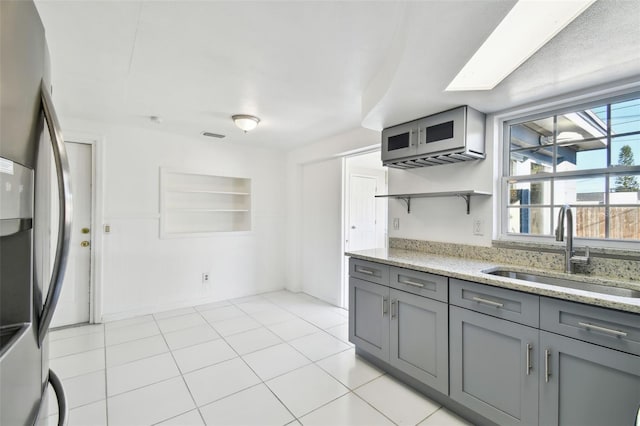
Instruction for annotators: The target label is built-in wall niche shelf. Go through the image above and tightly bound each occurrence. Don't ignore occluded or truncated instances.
[376,190,491,214]
[160,168,251,237]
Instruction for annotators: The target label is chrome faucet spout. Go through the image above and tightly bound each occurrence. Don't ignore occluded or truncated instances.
[555,205,574,273]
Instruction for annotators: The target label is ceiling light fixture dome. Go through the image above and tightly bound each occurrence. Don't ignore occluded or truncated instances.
[232,114,260,133]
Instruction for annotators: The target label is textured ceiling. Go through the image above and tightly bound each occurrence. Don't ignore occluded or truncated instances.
[35,0,640,150]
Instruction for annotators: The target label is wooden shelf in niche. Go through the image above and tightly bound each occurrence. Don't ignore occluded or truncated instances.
[160,168,251,237]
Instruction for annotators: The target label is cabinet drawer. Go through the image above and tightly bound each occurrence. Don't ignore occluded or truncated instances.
[450,279,540,327]
[349,258,389,285]
[540,297,640,356]
[390,267,448,302]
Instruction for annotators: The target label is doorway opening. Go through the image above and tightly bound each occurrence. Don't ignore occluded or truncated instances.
[341,150,388,308]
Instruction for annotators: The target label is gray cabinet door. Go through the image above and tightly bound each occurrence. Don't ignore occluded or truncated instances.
[450,306,539,426]
[349,277,390,361]
[539,330,640,426]
[389,289,448,394]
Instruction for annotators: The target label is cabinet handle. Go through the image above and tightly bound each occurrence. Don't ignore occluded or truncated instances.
[472,296,504,308]
[356,267,374,275]
[526,343,532,376]
[400,278,425,288]
[578,322,628,337]
[382,297,388,316]
[391,299,397,319]
[545,349,551,383]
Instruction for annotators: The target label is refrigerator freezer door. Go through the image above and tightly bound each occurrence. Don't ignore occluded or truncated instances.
[0,1,46,168]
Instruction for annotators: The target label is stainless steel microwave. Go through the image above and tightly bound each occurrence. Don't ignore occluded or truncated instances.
[381,106,485,168]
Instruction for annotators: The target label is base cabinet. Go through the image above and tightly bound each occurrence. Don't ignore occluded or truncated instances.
[348,262,448,394]
[390,289,448,394]
[349,277,390,361]
[539,331,640,426]
[450,306,539,426]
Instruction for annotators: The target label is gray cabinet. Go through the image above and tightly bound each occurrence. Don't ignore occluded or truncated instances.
[450,306,539,426]
[349,277,390,362]
[539,330,640,426]
[349,258,448,392]
[390,288,448,394]
[349,258,640,426]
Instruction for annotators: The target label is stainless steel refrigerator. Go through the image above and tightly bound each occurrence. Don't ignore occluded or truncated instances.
[0,1,72,425]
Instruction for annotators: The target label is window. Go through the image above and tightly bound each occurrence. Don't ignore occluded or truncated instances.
[503,93,640,243]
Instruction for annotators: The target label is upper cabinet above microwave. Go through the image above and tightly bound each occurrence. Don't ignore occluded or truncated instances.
[382,106,486,169]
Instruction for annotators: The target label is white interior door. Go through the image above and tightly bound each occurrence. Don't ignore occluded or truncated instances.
[51,142,92,327]
[347,175,377,251]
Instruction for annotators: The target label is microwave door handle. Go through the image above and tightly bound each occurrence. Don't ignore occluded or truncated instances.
[38,80,73,347]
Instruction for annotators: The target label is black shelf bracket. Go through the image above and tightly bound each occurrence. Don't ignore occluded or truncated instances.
[397,197,411,214]
[457,194,472,215]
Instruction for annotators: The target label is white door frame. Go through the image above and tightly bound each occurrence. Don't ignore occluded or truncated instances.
[64,131,104,324]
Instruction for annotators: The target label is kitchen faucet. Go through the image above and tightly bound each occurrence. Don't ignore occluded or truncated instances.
[555,205,589,274]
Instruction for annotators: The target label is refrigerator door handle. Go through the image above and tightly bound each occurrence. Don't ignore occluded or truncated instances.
[37,80,72,347]
[48,369,68,426]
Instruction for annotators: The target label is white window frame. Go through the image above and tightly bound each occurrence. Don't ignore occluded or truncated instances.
[497,87,640,250]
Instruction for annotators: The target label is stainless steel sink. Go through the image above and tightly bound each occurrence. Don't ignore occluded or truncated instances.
[484,269,640,298]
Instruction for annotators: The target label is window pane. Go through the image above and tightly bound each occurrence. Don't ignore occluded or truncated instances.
[510,120,553,151]
[554,177,606,206]
[510,148,554,176]
[609,206,640,240]
[556,110,607,171]
[573,207,606,239]
[611,134,640,170]
[609,172,640,194]
[507,207,551,235]
[611,98,640,134]
[509,180,551,206]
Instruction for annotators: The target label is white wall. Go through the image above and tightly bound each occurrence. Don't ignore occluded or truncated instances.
[387,131,495,247]
[285,127,380,295]
[63,118,286,321]
[301,158,343,305]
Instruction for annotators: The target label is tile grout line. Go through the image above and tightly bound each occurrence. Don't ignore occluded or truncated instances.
[191,302,301,424]
[150,313,208,426]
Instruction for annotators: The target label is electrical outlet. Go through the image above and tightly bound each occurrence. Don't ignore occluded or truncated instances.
[473,219,483,236]
[202,273,210,284]
[393,218,400,230]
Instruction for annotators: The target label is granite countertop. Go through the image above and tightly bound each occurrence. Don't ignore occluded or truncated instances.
[346,248,640,314]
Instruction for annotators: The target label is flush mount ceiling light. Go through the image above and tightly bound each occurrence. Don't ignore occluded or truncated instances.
[232,114,260,133]
[445,0,596,91]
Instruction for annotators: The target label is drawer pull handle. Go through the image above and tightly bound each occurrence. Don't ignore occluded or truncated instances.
[578,322,628,337]
[472,296,504,308]
[356,267,374,275]
[391,299,398,319]
[382,297,388,316]
[526,343,532,376]
[400,279,425,288]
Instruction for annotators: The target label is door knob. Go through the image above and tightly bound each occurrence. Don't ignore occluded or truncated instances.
[80,241,90,247]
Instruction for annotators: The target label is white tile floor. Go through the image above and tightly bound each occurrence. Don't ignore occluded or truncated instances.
[43,291,474,426]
